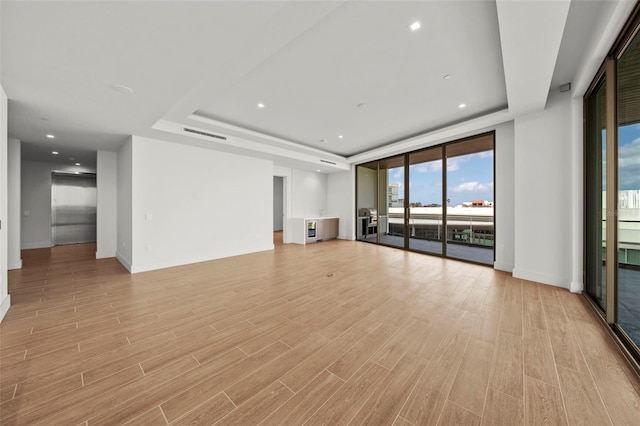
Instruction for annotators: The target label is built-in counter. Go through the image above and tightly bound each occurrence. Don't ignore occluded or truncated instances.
[289,217,339,244]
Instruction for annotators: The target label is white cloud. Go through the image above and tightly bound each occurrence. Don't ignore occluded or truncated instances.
[410,157,465,173]
[410,150,492,174]
[447,157,464,171]
[474,151,494,159]
[412,162,442,173]
[451,181,493,193]
[619,137,640,189]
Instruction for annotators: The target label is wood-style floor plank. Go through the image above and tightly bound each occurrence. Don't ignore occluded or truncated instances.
[522,326,558,386]
[447,337,493,416]
[1,241,639,425]
[556,365,612,425]
[481,388,524,426]
[488,332,524,399]
[262,371,344,425]
[437,400,481,426]
[349,352,428,425]
[524,377,567,426]
[305,361,390,426]
[400,329,471,425]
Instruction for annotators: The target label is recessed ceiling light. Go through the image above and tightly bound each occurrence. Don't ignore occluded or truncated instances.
[46,134,55,139]
[458,103,467,109]
[110,84,133,95]
[316,169,321,172]
[443,75,452,80]
[410,21,421,31]
[257,103,265,109]
[357,103,367,108]
[52,151,59,155]
[338,135,344,139]
[75,163,81,166]
[74,171,80,174]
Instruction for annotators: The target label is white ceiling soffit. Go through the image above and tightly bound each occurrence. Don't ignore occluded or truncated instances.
[152,119,349,172]
[497,0,571,115]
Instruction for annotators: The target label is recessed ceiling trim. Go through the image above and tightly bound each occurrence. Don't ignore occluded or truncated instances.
[188,113,347,161]
[183,127,227,140]
[348,108,513,165]
[153,119,350,172]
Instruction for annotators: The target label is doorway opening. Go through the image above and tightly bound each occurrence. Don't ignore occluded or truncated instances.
[273,176,284,246]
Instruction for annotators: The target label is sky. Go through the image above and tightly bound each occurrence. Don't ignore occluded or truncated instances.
[617,123,640,191]
[389,150,494,207]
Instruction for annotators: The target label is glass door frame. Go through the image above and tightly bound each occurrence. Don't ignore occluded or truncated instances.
[583,1,640,371]
[355,131,496,267]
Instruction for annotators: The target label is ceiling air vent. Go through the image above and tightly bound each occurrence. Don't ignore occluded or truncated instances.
[183,127,227,141]
[320,159,337,165]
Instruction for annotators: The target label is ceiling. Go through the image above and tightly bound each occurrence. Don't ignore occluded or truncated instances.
[0,0,622,172]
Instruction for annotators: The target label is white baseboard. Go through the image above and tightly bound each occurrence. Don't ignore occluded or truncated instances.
[115,251,132,272]
[130,245,274,274]
[21,242,52,250]
[96,251,115,260]
[570,281,584,294]
[0,295,11,323]
[493,261,514,273]
[512,268,570,290]
[8,258,22,270]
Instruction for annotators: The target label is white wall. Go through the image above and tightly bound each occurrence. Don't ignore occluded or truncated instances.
[1,85,10,322]
[116,138,133,271]
[21,160,96,249]
[129,135,274,273]
[494,121,515,272]
[96,150,117,259]
[513,90,573,289]
[327,170,354,239]
[8,139,21,269]
[273,176,283,231]
[290,168,327,218]
[570,97,583,293]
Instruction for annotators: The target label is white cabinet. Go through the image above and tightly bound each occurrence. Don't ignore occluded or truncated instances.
[290,217,339,244]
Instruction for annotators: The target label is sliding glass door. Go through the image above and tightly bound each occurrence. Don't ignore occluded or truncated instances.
[355,133,495,265]
[408,147,443,255]
[616,24,640,348]
[584,2,640,364]
[445,135,495,264]
[356,161,378,242]
[585,77,607,312]
[379,156,406,249]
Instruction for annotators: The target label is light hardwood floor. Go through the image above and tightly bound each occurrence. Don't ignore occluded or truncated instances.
[1,241,640,425]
